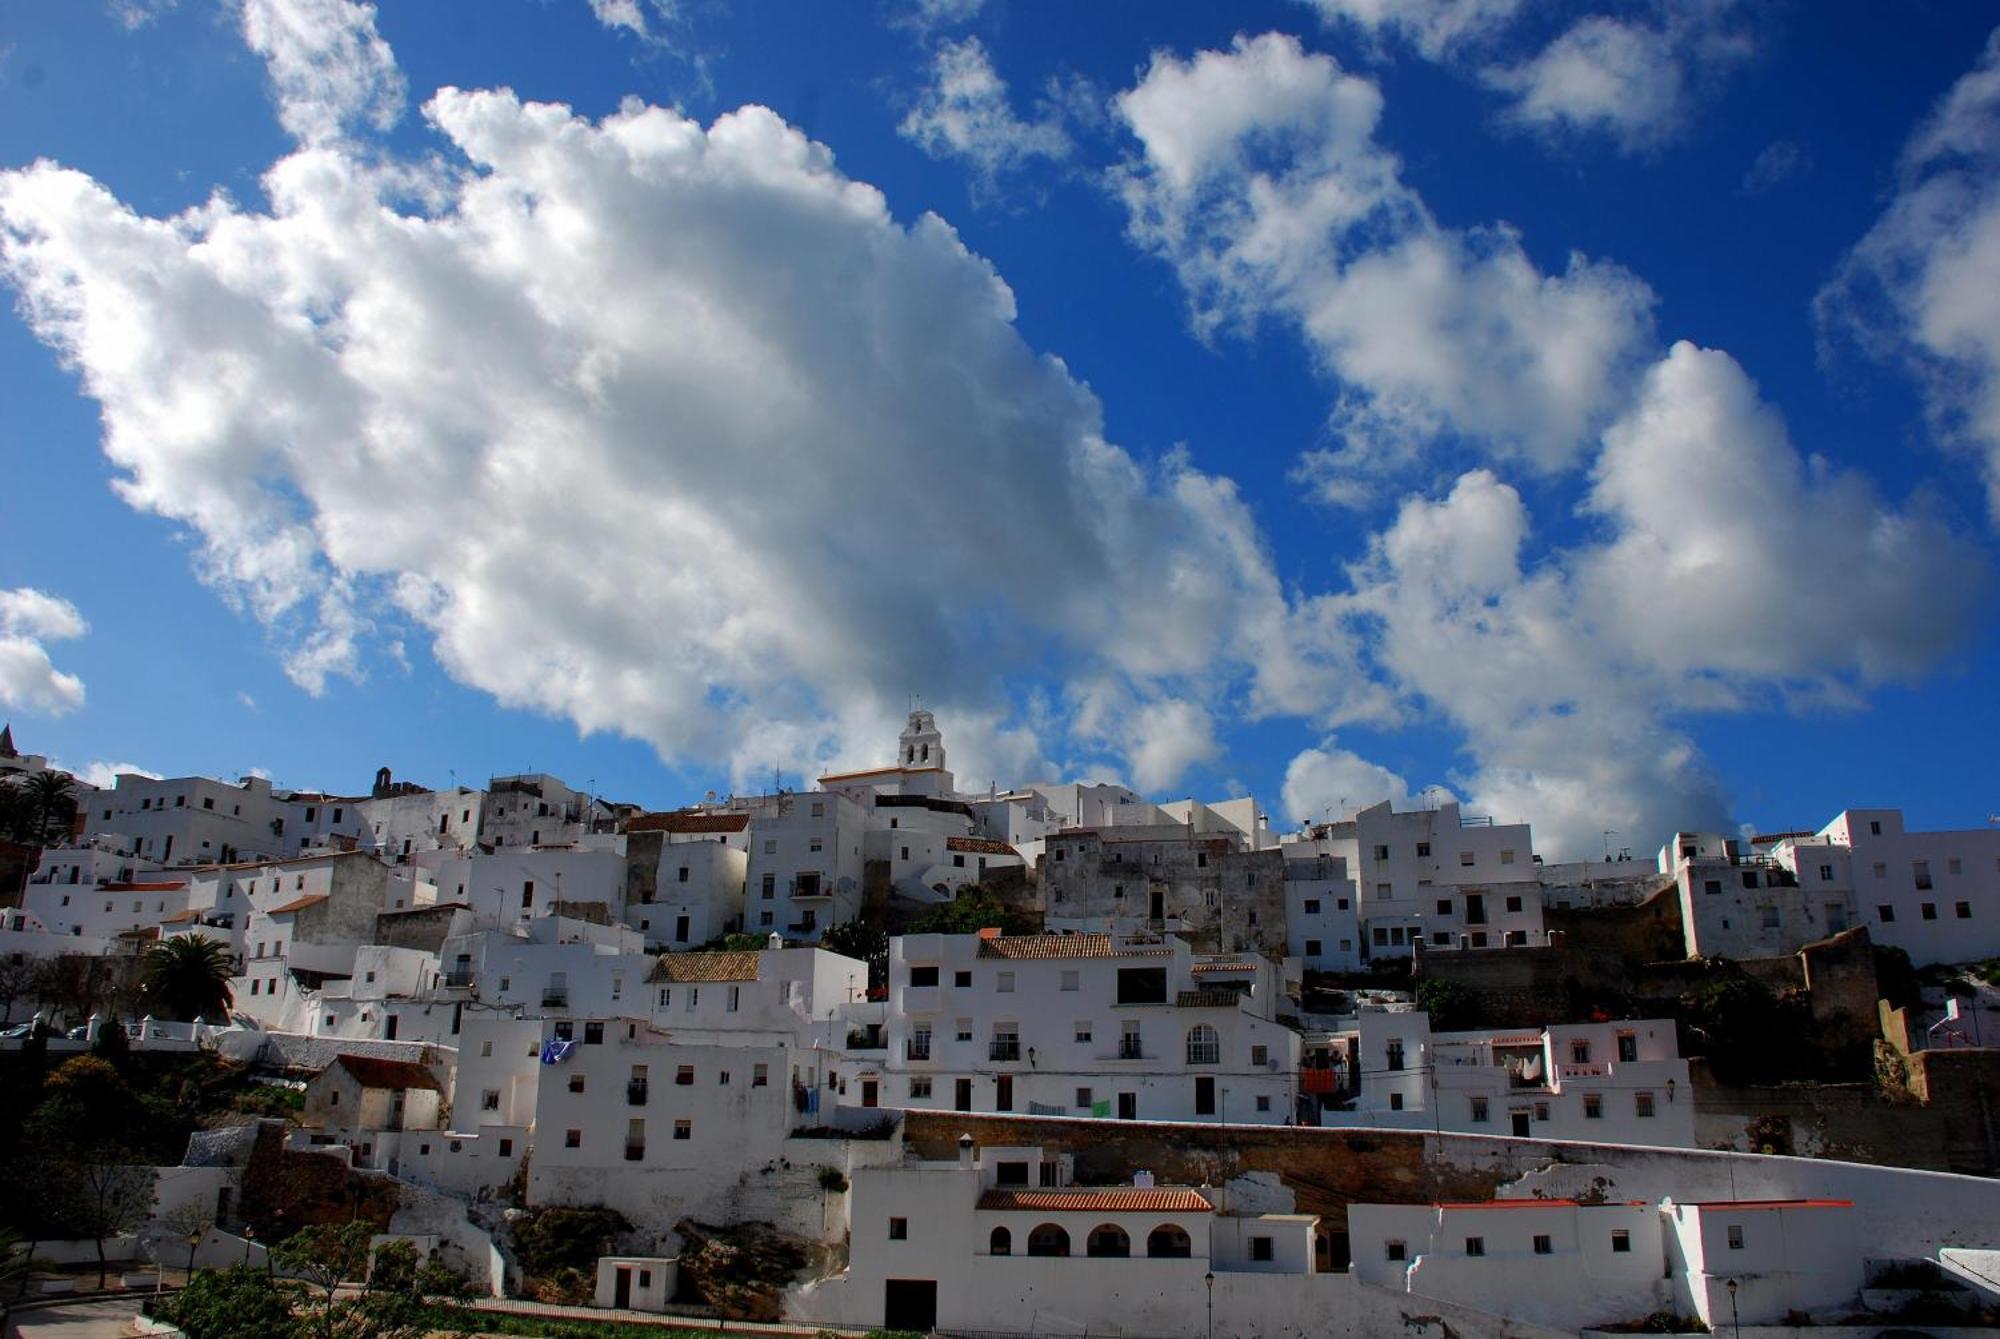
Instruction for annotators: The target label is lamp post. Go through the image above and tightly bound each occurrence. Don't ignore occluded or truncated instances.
[1204,1269,1215,1339]
[1726,1277,1740,1338]
[185,1229,203,1283]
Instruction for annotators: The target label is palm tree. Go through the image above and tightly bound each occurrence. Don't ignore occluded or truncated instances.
[141,937,236,1023]
[24,770,74,844]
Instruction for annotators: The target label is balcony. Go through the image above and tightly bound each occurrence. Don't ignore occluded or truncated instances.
[624,1142,645,1162]
[627,1080,648,1106]
[1300,1067,1337,1095]
[1117,1038,1144,1060]
[787,920,818,934]
[442,968,475,988]
[905,1039,932,1062]
[790,876,830,900]
[989,1038,1022,1062]
[541,989,569,1008]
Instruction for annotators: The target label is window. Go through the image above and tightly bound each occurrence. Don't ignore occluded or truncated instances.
[989,1226,1011,1256]
[1385,1240,1407,1262]
[1532,1234,1551,1255]
[1249,1236,1274,1262]
[1389,1092,1404,1111]
[1088,1224,1132,1258]
[1415,842,1431,858]
[997,972,1015,993]
[1584,1094,1602,1119]
[1255,1094,1271,1112]
[956,1018,973,1042]
[1761,907,1780,928]
[811,801,824,817]
[1922,902,1938,920]
[954,970,972,987]
[1869,820,1882,836]
[1075,1087,1093,1108]
[1914,860,1933,890]
[909,1076,932,1099]
[753,1063,769,1087]
[763,839,776,855]
[673,1120,691,1140]
[727,985,740,1012]
[761,874,775,900]
[1611,1230,1631,1253]
[1436,899,1453,916]
[1075,1021,1093,1043]
[568,1075,585,1093]
[1704,879,1723,895]
[1459,851,1476,867]
[809,838,823,854]
[888,1218,908,1240]
[1726,1224,1744,1250]
[1505,895,1522,913]
[584,1021,604,1045]
[1948,857,1963,876]
[1470,1096,1489,1123]
[1386,1040,1405,1071]
[1373,845,1390,861]
[676,866,689,883]
[1465,1237,1485,1257]
[1635,1091,1655,1118]
[909,965,939,987]
[1251,1044,1268,1066]
[676,1065,694,1085]
[1187,1024,1220,1065]
[1571,1039,1591,1064]
[1500,850,1516,865]
[1820,864,1834,881]
[1060,970,1079,992]
[1957,901,1973,919]
[1027,1224,1070,1257]
[1879,904,1895,923]
[658,987,671,1008]
[499,1138,513,1156]
[564,1129,581,1149]
[1305,939,1322,956]
[951,854,965,868]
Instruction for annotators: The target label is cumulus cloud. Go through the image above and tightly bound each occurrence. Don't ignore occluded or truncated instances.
[1115,33,1656,485]
[109,0,178,31]
[1307,0,1754,154]
[1280,740,1443,826]
[69,760,163,789]
[1342,343,1984,853]
[239,0,404,144]
[899,38,1073,194]
[1741,138,1809,195]
[894,0,984,37]
[1482,7,1755,153]
[0,588,88,717]
[0,4,1364,798]
[1819,28,2000,520]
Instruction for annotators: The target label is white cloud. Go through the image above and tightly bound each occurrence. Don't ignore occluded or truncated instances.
[1115,33,1655,484]
[1741,139,1808,195]
[0,588,88,717]
[1300,0,1522,61]
[1342,343,1983,854]
[239,0,404,145]
[895,0,984,36]
[69,760,163,789]
[0,5,1365,799]
[899,38,1073,193]
[1819,28,2000,520]
[1280,740,1444,826]
[1125,697,1221,794]
[110,0,179,31]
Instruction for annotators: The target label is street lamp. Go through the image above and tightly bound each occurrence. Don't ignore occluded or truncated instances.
[185,1229,203,1283]
[1726,1277,1740,1338]
[1204,1269,1215,1339]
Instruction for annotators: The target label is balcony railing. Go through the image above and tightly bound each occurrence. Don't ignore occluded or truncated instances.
[1117,1038,1144,1060]
[627,1080,648,1106]
[624,1142,645,1162]
[541,990,569,1008]
[442,969,475,988]
[905,1039,932,1061]
[989,1039,1022,1062]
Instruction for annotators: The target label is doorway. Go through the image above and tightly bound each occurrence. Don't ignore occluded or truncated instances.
[996,1075,1013,1111]
[861,1079,878,1108]
[883,1279,938,1332]
[1118,1091,1137,1120]
[955,1078,973,1112]
[1195,1076,1215,1116]
[1511,1110,1531,1137]
[614,1266,632,1309]
[1149,889,1164,921]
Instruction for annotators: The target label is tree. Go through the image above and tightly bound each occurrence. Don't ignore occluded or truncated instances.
[53,1161,155,1289]
[156,1264,294,1339]
[272,1221,373,1339]
[0,1225,50,1330]
[271,1224,470,1339]
[904,886,1036,937]
[141,936,237,1023]
[820,921,889,989]
[1414,978,1481,1032]
[155,1200,217,1282]
[0,956,34,1024]
[23,771,76,845]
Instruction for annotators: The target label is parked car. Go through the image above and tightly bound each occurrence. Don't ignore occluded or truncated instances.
[0,1022,32,1040]
[64,1024,92,1040]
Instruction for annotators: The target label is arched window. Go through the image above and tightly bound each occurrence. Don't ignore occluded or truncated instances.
[1086,1224,1130,1258]
[1187,1024,1220,1065]
[1147,1224,1192,1258]
[989,1226,1012,1256]
[1027,1223,1071,1257]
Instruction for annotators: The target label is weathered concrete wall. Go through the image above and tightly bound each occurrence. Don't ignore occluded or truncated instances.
[1693,1081,1955,1167]
[1042,835,1287,955]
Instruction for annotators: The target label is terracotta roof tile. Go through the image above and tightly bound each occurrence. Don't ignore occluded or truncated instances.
[1176,989,1243,1009]
[946,837,1020,856]
[978,1188,1212,1213]
[331,1055,442,1092]
[627,811,749,835]
[266,893,329,915]
[1189,961,1256,974]
[649,951,761,983]
[819,765,945,781]
[977,933,1114,960]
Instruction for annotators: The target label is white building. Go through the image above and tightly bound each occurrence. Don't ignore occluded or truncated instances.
[1337,1009,1696,1147]
[480,773,610,849]
[624,811,749,948]
[874,932,1302,1124]
[743,791,869,941]
[82,773,296,867]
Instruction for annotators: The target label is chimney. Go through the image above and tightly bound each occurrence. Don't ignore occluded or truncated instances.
[958,1133,975,1169]
[1133,1170,1154,1188]
[767,932,783,950]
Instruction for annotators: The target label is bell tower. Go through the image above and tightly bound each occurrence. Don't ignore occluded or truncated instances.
[899,709,946,771]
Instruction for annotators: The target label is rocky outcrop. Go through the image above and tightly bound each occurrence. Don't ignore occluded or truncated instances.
[673,1217,827,1321]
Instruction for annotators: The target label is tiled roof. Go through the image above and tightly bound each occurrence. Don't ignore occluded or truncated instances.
[1684,1199,1853,1210]
[160,909,201,924]
[819,765,946,781]
[101,881,188,892]
[331,1055,442,1092]
[977,1188,1212,1213]
[649,951,761,983]
[1176,989,1243,1009]
[627,811,749,834]
[977,933,1114,960]
[1435,1199,1648,1211]
[946,837,1020,856]
[1189,961,1256,974]
[266,893,329,915]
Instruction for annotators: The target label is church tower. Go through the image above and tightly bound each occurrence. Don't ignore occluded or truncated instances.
[899,709,946,772]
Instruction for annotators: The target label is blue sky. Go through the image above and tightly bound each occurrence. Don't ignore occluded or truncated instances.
[1,0,1996,857]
